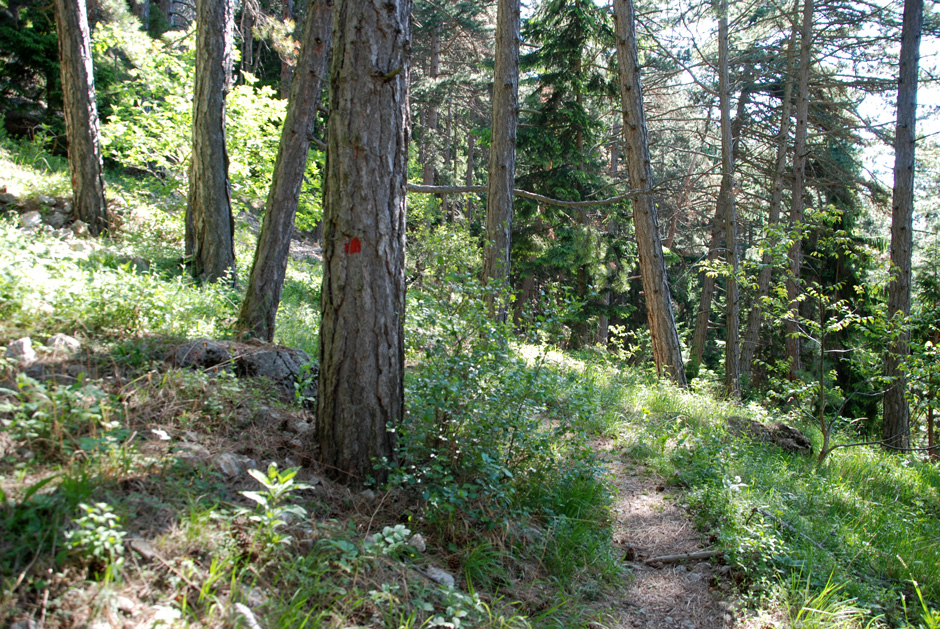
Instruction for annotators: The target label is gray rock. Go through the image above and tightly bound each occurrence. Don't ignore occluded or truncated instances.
[45,210,69,229]
[9,620,39,629]
[424,566,456,588]
[71,220,89,237]
[0,192,17,205]
[126,537,157,561]
[174,442,211,466]
[233,346,317,399]
[359,489,376,501]
[214,452,257,477]
[19,211,42,228]
[36,194,55,206]
[115,595,136,614]
[47,333,81,357]
[408,534,426,553]
[289,420,313,435]
[6,337,37,365]
[175,339,232,370]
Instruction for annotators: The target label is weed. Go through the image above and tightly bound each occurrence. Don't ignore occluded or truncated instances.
[65,502,126,583]
[240,463,311,550]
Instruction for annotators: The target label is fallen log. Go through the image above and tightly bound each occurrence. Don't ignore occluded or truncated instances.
[644,550,723,565]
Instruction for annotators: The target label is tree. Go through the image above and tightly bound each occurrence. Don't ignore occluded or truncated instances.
[316,0,411,484]
[883,0,924,450]
[236,0,332,341]
[186,0,236,285]
[482,0,520,322]
[613,0,686,386]
[54,0,108,235]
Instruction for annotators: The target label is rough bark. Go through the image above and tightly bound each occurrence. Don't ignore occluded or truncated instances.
[741,18,798,383]
[883,0,922,451]
[54,0,108,235]
[186,0,236,285]
[316,0,411,484]
[613,0,686,386]
[482,0,520,323]
[786,0,814,380]
[716,0,739,400]
[236,0,332,341]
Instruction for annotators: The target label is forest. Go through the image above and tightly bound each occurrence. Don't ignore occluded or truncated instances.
[1,0,940,626]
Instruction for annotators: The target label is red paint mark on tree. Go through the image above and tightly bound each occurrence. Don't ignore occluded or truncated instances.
[344,237,362,254]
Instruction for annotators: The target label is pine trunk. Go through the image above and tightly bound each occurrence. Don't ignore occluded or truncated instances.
[316,0,411,484]
[236,0,332,341]
[54,0,108,235]
[186,0,236,285]
[482,0,520,322]
[613,0,687,386]
[883,0,922,451]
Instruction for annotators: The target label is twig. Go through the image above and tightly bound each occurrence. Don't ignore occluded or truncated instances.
[754,508,828,553]
[645,550,723,565]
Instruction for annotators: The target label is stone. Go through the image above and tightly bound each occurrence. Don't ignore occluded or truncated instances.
[0,192,17,205]
[289,420,313,435]
[175,339,232,370]
[115,595,136,614]
[181,430,200,443]
[19,211,42,228]
[424,566,456,588]
[232,346,317,399]
[115,255,150,273]
[47,333,81,357]
[174,442,210,466]
[214,452,257,477]
[408,534,426,553]
[126,537,157,560]
[9,620,39,629]
[359,489,376,501]
[5,337,37,366]
[36,194,55,206]
[71,220,89,237]
[45,210,69,229]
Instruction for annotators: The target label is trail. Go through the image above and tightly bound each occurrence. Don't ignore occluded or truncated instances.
[594,439,735,629]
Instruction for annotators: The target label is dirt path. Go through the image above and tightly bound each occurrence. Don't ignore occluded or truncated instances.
[594,439,734,629]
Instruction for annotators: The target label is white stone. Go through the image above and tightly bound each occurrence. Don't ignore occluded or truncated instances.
[47,333,81,357]
[19,211,42,228]
[424,566,455,588]
[408,534,426,553]
[5,337,36,365]
[214,452,257,477]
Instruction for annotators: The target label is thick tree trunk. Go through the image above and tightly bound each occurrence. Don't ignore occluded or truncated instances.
[786,0,814,380]
[613,0,686,386]
[883,0,922,451]
[236,0,332,341]
[317,0,410,485]
[186,0,236,285]
[741,19,798,383]
[482,0,520,322]
[54,0,108,235]
[716,0,739,400]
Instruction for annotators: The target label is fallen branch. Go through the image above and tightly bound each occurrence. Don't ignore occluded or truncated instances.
[406,183,644,208]
[644,550,723,565]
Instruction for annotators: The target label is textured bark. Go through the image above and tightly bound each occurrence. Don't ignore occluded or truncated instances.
[482,0,520,323]
[613,0,686,386]
[236,0,332,341]
[883,0,922,450]
[786,0,814,380]
[716,0,739,400]
[741,18,798,381]
[131,0,150,25]
[317,0,410,484]
[54,0,108,235]
[186,0,236,285]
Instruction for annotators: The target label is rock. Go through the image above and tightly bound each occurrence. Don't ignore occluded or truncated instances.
[408,534,426,553]
[45,210,69,229]
[174,442,211,466]
[19,211,42,228]
[0,192,17,205]
[47,333,81,357]
[6,337,37,366]
[68,240,96,253]
[181,430,200,443]
[289,420,313,435]
[727,416,812,454]
[424,566,456,588]
[115,595,136,614]
[175,339,232,370]
[36,194,55,206]
[232,346,317,400]
[214,452,257,477]
[9,620,39,629]
[71,220,89,237]
[359,489,376,501]
[115,255,150,273]
[126,537,157,561]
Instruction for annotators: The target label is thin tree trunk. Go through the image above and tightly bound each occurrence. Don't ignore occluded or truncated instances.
[883,0,922,451]
[465,130,475,220]
[316,0,410,485]
[482,0,520,322]
[279,0,294,98]
[236,0,332,341]
[54,0,108,235]
[613,0,686,386]
[186,0,236,285]
[787,0,814,380]
[741,16,798,381]
[716,0,739,400]
[422,23,442,188]
[597,122,621,346]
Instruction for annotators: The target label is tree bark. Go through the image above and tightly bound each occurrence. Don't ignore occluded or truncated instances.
[236,0,332,341]
[716,0,739,400]
[279,0,294,98]
[786,0,814,380]
[482,0,520,323]
[613,0,687,386]
[883,0,922,451]
[317,0,410,485]
[54,0,108,235]
[741,16,798,383]
[422,23,441,187]
[186,0,236,285]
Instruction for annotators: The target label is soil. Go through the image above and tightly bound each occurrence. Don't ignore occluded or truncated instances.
[594,438,736,629]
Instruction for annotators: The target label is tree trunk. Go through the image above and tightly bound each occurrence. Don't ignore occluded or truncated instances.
[316,0,410,485]
[482,0,520,322]
[613,0,687,386]
[597,121,621,347]
[54,0,108,235]
[422,23,442,187]
[236,0,332,341]
[741,16,798,383]
[716,0,739,400]
[786,0,814,380]
[465,130,475,220]
[186,0,236,285]
[131,0,150,26]
[279,0,294,98]
[883,0,922,451]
